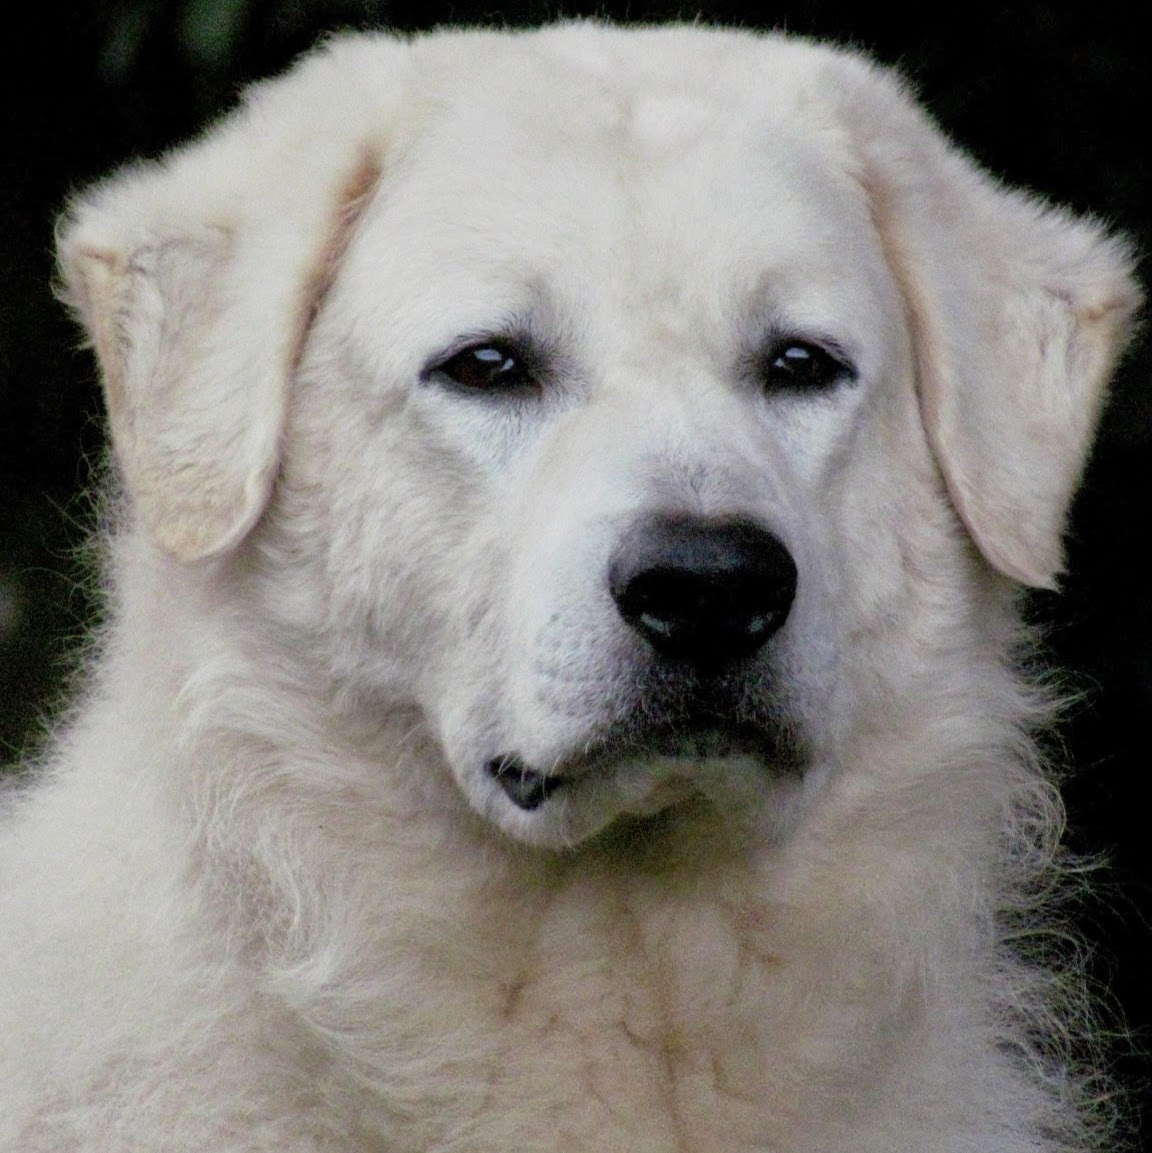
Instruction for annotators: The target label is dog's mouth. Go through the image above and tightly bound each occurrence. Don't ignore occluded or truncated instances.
[486,715,803,813]
[485,754,565,811]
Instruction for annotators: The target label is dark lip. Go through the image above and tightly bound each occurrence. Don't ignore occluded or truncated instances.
[582,719,794,769]
[487,715,804,811]
[486,755,564,810]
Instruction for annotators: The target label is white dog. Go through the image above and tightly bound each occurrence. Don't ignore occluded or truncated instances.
[0,23,1140,1152]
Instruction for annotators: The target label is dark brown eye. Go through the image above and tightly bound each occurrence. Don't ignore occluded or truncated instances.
[432,343,537,393]
[761,340,853,392]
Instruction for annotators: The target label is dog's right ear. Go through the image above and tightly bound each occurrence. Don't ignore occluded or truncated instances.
[57,39,401,561]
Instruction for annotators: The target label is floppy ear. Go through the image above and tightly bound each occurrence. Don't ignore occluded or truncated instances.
[832,57,1141,589]
[57,39,401,561]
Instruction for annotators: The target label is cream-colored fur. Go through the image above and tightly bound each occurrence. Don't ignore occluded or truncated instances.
[0,23,1141,1152]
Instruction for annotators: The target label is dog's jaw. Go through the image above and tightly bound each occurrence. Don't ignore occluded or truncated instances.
[467,722,813,849]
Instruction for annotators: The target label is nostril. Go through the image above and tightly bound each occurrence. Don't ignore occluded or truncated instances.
[609,515,797,666]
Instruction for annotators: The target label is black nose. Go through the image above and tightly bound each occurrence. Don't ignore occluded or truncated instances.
[609,515,797,667]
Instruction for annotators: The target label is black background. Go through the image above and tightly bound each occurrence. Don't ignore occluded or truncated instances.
[1,0,1149,1141]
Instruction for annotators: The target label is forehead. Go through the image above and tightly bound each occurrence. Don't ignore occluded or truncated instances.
[345,32,895,346]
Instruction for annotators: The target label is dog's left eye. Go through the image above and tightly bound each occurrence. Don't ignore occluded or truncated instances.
[760,340,854,392]
[430,343,538,394]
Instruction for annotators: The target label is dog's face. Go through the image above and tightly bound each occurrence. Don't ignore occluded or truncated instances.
[278,63,934,847]
[58,27,1138,849]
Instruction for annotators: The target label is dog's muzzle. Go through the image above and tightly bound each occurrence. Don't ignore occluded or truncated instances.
[489,514,798,811]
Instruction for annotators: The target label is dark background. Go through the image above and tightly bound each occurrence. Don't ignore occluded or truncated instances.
[1,0,1149,1141]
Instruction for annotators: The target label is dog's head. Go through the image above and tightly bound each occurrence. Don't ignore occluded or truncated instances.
[59,25,1139,848]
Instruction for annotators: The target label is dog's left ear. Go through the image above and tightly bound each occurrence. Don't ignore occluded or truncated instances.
[57,40,397,562]
[833,57,1141,589]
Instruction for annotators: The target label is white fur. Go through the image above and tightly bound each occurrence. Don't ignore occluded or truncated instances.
[0,23,1141,1152]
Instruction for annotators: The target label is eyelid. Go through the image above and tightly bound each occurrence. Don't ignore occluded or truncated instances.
[773,332,854,366]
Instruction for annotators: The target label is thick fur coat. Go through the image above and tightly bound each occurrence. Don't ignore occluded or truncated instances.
[0,23,1141,1152]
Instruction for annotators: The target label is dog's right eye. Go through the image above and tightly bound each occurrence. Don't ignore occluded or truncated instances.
[429,343,538,395]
